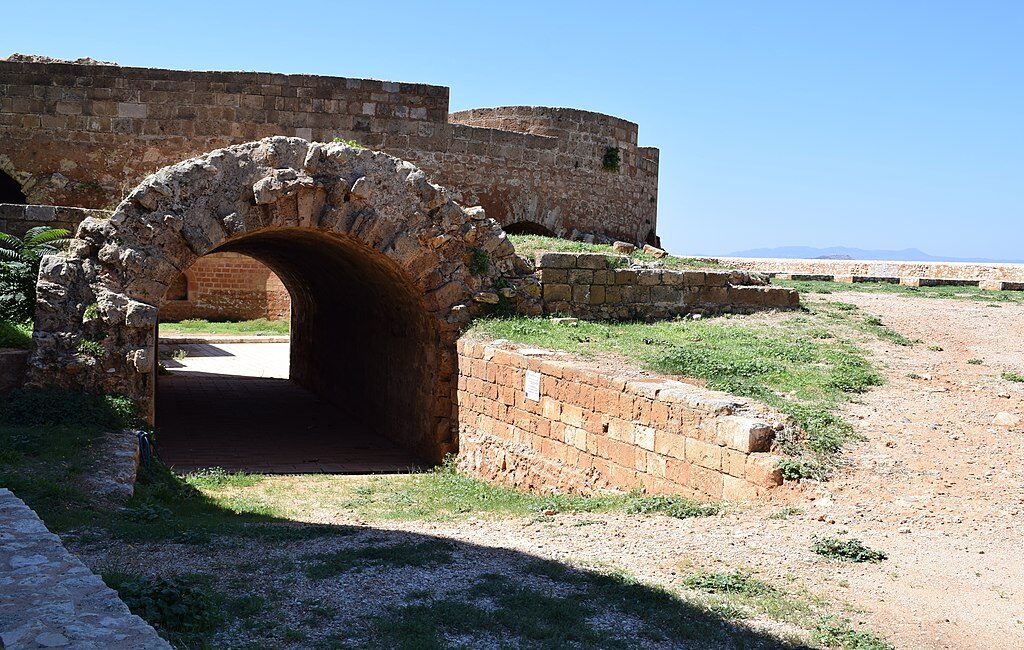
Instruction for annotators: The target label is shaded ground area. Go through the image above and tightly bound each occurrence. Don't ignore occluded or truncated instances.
[156,343,418,474]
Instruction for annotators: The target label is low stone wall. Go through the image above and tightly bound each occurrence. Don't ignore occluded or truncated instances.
[0,349,28,392]
[456,339,785,500]
[535,252,799,320]
[0,203,109,237]
[0,488,170,649]
[711,256,1024,289]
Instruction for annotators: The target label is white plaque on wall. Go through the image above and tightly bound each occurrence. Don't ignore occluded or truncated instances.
[524,370,541,402]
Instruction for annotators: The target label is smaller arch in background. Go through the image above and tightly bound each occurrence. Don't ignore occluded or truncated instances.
[0,170,27,204]
[503,221,556,237]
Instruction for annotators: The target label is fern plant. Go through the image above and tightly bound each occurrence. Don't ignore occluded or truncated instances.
[0,226,71,263]
[0,226,71,322]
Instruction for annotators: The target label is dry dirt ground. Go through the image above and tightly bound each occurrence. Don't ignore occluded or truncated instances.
[73,294,1024,648]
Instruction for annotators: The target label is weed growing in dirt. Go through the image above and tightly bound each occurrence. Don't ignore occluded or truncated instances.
[1002,371,1024,383]
[928,345,944,352]
[103,573,224,647]
[623,495,721,518]
[967,358,983,365]
[684,570,773,596]
[768,506,804,520]
[815,615,895,650]
[811,535,887,563]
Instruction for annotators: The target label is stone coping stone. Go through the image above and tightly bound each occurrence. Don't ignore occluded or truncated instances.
[0,488,171,649]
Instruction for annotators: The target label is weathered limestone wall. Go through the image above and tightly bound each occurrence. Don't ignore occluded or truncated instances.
[536,252,799,320]
[456,339,785,500]
[0,58,659,244]
[713,256,1024,288]
[160,252,290,322]
[0,487,171,649]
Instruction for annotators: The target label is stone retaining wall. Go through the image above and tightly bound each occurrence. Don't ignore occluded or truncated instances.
[0,203,109,237]
[536,252,799,320]
[712,256,1024,289]
[456,339,785,500]
[0,488,170,649]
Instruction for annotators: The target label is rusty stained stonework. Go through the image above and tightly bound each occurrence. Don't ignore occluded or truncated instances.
[27,137,541,462]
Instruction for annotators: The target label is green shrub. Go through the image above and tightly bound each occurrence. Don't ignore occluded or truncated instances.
[0,227,71,321]
[0,320,31,349]
[811,535,887,563]
[815,615,894,649]
[104,574,222,644]
[331,137,365,149]
[1002,371,1024,383]
[602,146,621,172]
[468,247,489,275]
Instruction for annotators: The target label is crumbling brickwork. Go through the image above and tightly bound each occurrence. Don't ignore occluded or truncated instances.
[456,339,785,500]
[0,57,659,244]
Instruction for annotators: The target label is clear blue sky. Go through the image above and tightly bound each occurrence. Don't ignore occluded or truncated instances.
[6,1,1022,259]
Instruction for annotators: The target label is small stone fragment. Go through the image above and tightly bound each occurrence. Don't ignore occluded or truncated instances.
[613,241,636,254]
[643,244,668,258]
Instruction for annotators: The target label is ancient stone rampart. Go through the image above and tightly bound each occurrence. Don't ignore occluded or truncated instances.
[456,339,785,499]
[0,58,659,244]
[0,203,108,237]
[536,252,799,319]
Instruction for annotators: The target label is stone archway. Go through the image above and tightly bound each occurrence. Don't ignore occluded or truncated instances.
[28,137,539,462]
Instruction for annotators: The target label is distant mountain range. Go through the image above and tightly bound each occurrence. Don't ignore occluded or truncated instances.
[724,246,1023,264]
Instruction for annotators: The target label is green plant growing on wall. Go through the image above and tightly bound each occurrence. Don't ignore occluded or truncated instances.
[77,338,105,358]
[468,248,490,276]
[332,137,365,149]
[602,146,621,172]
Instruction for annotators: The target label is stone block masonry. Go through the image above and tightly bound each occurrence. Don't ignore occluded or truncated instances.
[456,339,786,500]
[0,203,109,237]
[536,252,799,320]
[0,488,171,649]
[0,57,659,245]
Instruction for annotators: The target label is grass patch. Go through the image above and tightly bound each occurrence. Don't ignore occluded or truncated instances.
[768,506,804,521]
[470,302,887,475]
[0,320,31,348]
[1002,371,1024,383]
[304,539,454,579]
[200,459,724,523]
[684,570,773,596]
[103,573,225,647]
[775,279,1024,304]
[158,318,289,337]
[508,234,722,270]
[811,535,888,563]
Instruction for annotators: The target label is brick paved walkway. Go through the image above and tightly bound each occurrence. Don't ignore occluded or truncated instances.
[156,343,420,473]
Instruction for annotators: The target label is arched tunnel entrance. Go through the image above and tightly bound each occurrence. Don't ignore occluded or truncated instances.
[503,221,556,237]
[156,229,437,472]
[27,137,535,475]
[0,170,27,204]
